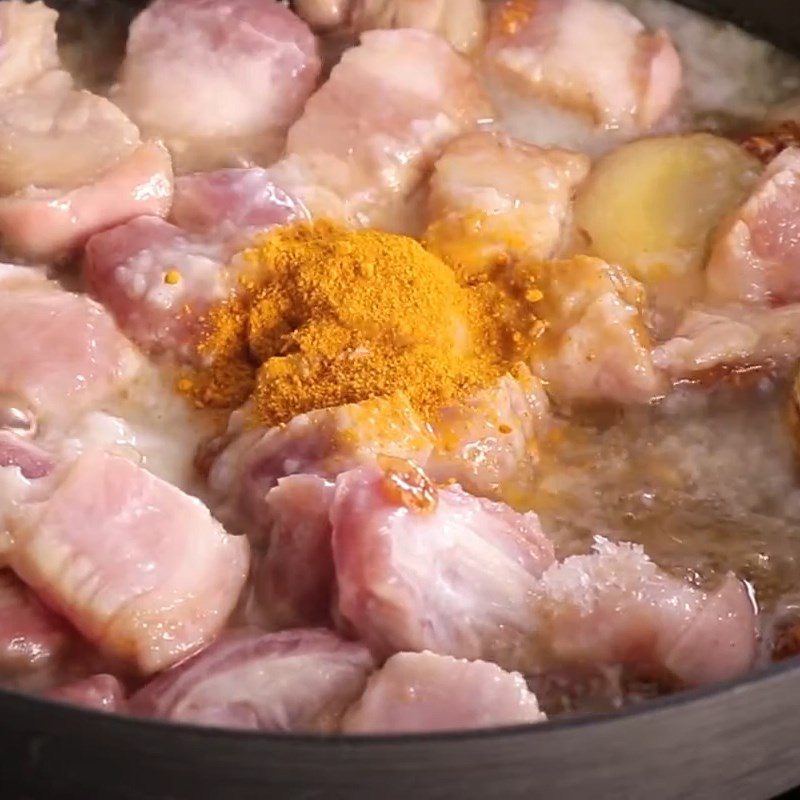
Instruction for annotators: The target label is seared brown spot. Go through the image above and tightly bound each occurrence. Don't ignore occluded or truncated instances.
[739,122,800,164]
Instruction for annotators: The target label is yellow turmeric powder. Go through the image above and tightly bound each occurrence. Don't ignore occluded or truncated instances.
[181,220,541,427]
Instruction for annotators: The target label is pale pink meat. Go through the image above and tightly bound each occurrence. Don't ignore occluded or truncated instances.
[0,568,71,679]
[331,465,555,670]
[342,651,545,733]
[652,303,800,378]
[114,0,321,172]
[130,628,374,732]
[532,539,757,686]
[252,474,336,628]
[45,673,126,713]
[486,0,682,132]
[9,450,249,675]
[171,168,308,242]
[529,257,664,404]
[0,432,52,480]
[0,1,59,92]
[425,131,590,273]
[0,140,172,261]
[0,277,141,418]
[270,29,492,230]
[707,148,800,304]
[85,216,228,358]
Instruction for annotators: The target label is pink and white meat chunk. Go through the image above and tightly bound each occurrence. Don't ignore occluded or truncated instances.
[706,148,800,305]
[271,29,493,230]
[45,673,126,713]
[0,432,53,480]
[0,276,141,419]
[0,568,71,679]
[9,450,249,675]
[130,628,374,732]
[0,1,59,92]
[331,465,555,670]
[486,0,682,132]
[114,0,321,172]
[531,539,757,687]
[342,651,546,733]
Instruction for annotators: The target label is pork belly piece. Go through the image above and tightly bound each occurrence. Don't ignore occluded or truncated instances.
[171,168,309,243]
[528,256,664,404]
[427,365,551,501]
[342,651,545,733]
[9,450,249,675]
[0,568,71,680]
[84,170,306,359]
[45,673,126,713]
[425,132,590,277]
[252,474,336,628]
[114,0,320,172]
[84,216,228,359]
[130,628,374,731]
[531,539,757,687]
[486,0,681,132]
[294,0,486,54]
[0,65,172,260]
[0,0,59,91]
[208,393,434,540]
[706,148,800,305]
[0,276,141,420]
[270,29,492,231]
[331,463,555,670]
[652,304,800,379]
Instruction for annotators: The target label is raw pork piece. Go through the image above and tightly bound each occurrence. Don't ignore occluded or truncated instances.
[342,651,546,733]
[652,304,800,379]
[528,256,664,404]
[208,393,434,541]
[0,274,141,420]
[84,170,306,358]
[269,29,492,231]
[531,539,757,687]
[706,148,800,304]
[45,673,126,713]
[427,366,552,501]
[252,474,336,628]
[114,0,320,172]
[0,1,59,91]
[0,568,71,680]
[485,0,681,132]
[294,0,486,54]
[9,450,249,675]
[331,463,555,670]
[425,132,590,276]
[0,53,173,260]
[130,628,374,731]
[0,431,52,480]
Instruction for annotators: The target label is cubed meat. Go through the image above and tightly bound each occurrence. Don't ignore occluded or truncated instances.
[84,216,228,359]
[652,304,800,379]
[425,131,590,277]
[114,0,321,172]
[531,538,757,687]
[0,277,141,420]
[9,450,249,675]
[45,673,126,713]
[486,0,682,132]
[707,148,800,304]
[294,0,486,54]
[427,366,552,501]
[528,256,664,404]
[208,393,434,540]
[0,1,59,92]
[342,651,546,733]
[0,569,72,681]
[130,628,374,731]
[270,29,492,231]
[331,463,555,670]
